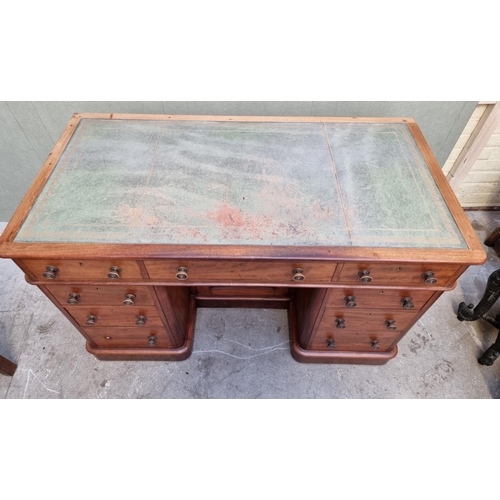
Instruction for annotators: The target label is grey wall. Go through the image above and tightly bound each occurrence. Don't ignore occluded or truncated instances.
[0,101,477,222]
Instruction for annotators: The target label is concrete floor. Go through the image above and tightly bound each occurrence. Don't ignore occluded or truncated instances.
[1,212,500,399]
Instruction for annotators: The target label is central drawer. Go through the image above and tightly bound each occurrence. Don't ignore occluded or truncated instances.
[144,260,337,283]
[65,306,163,327]
[196,286,290,298]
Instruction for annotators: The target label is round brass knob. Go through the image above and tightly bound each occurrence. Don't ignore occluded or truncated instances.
[66,293,80,305]
[358,270,372,283]
[292,268,305,281]
[344,295,356,308]
[401,297,414,309]
[42,266,59,279]
[86,315,97,325]
[136,315,147,326]
[123,294,136,306]
[104,336,112,340]
[176,267,188,280]
[107,266,121,279]
[148,335,157,346]
[371,340,380,350]
[326,339,336,349]
[422,271,437,284]
[385,320,397,330]
[335,318,346,329]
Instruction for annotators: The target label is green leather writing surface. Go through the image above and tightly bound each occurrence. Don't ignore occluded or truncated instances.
[15,119,466,249]
[324,123,465,248]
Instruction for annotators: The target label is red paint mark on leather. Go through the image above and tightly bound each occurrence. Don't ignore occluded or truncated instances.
[208,203,245,227]
[206,203,276,241]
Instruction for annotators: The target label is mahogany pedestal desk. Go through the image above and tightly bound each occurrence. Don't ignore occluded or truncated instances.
[0,114,486,364]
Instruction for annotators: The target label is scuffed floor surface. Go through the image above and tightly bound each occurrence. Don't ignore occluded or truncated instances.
[2,212,500,399]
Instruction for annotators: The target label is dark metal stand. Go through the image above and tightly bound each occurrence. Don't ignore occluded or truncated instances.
[457,228,500,364]
[485,227,500,248]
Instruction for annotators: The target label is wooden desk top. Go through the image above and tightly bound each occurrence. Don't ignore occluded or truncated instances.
[0,114,486,264]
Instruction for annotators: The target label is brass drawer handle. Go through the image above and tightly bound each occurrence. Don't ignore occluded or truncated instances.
[292,268,305,281]
[107,266,121,279]
[371,340,380,350]
[385,320,397,330]
[43,266,59,279]
[335,318,346,329]
[326,339,336,349]
[67,293,80,305]
[401,297,414,309]
[358,270,372,283]
[123,294,136,306]
[136,315,147,326]
[148,335,157,346]
[344,295,356,308]
[176,267,188,280]
[422,271,437,284]
[86,314,97,325]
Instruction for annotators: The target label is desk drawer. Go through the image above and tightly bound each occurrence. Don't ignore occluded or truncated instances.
[22,259,143,281]
[144,260,337,283]
[318,309,416,334]
[85,327,174,348]
[66,306,163,328]
[325,288,435,311]
[310,331,396,352]
[337,262,460,286]
[46,285,155,306]
[196,286,290,298]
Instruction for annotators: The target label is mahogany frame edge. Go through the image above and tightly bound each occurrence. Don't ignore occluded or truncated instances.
[0,242,485,264]
[76,113,417,123]
[407,122,486,262]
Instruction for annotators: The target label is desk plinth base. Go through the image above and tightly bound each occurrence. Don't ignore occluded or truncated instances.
[290,339,398,365]
[86,341,193,361]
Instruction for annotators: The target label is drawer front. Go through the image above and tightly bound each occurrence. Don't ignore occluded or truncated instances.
[85,327,174,348]
[326,288,435,311]
[310,330,397,352]
[66,306,163,328]
[337,263,460,287]
[22,259,143,281]
[196,286,290,298]
[318,309,417,334]
[46,285,154,306]
[144,260,337,283]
